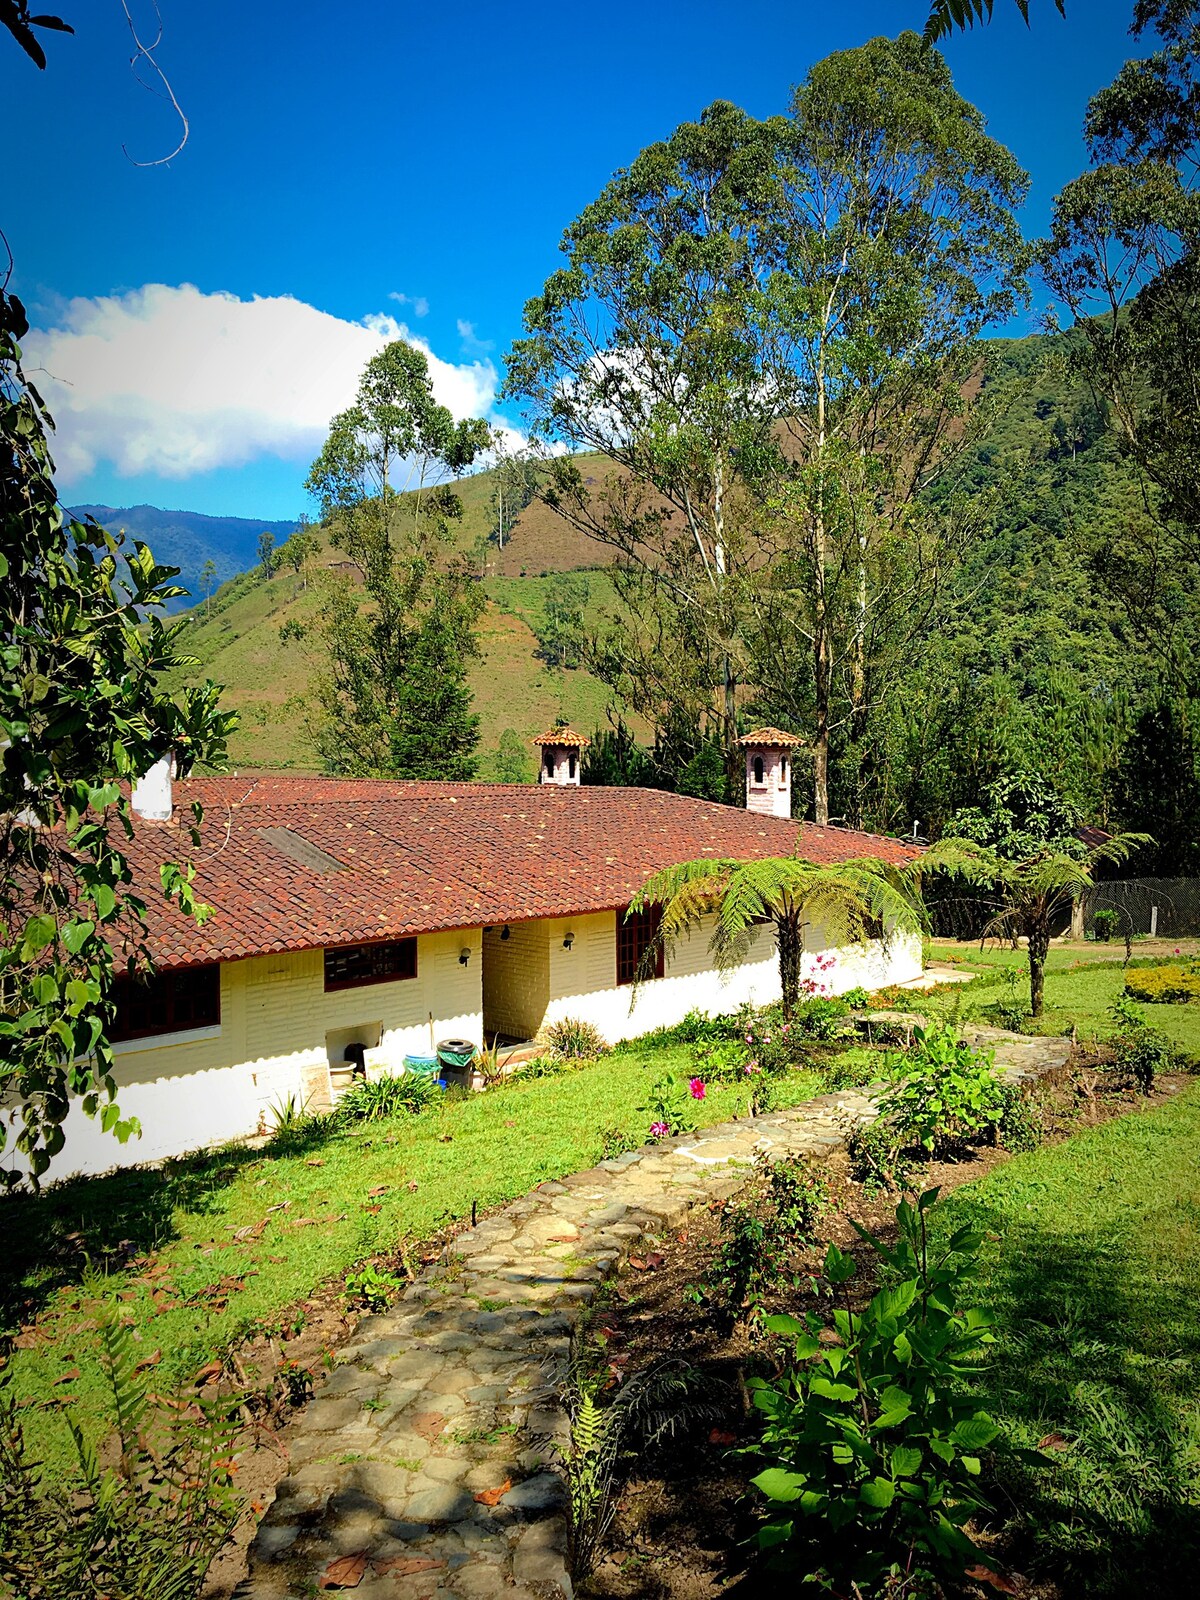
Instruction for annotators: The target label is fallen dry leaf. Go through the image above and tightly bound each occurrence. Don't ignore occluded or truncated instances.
[708,1428,736,1446]
[412,1410,446,1443]
[1038,1432,1070,1451]
[644,1251,665,1270]
[407,1181,419,1192]
[133,1349,162,1373]
[362,1205,382,1214]
[371,1557,444,1577]
[266,1200,292,1213]
[367,1186,389,1197]
[318,1554,368,1590]
[438,1134,453,1143]
[53,1367,81,1386]
[305,1158,325,1168]
[966,1566,1021,1594]
[627,1256,646,1271]
[193,1360,222,1385]
[472,1478,512,1507]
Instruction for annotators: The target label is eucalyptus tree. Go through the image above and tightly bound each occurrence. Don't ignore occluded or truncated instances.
[750,32,1029,823]
[505,38,1027,820]
[305,339,491,777]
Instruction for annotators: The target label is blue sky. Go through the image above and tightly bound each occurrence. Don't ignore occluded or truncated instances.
[9,0,1143,520]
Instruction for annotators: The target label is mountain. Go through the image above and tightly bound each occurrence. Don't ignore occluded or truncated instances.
[69,504,302,611]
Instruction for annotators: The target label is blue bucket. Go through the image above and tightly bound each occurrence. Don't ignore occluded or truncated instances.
[403,1052,441,1076]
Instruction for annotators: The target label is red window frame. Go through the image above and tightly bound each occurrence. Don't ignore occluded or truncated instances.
[110,964,221,1042]
[324,938,418,992]
[617,905,664,987]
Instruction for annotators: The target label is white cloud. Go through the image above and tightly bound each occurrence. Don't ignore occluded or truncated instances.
[24,284,508,483]
[457,318,494,356]
[389,290,430,318]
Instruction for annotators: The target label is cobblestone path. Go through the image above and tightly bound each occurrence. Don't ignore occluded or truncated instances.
[248,1029,1070,1600]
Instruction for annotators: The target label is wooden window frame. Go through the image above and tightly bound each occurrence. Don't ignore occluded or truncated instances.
[324,937,418,992]
[110,964,221,1043]
[617,905,664,987]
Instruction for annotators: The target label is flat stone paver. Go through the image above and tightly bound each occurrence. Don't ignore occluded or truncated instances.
[246,1027,1071,1600]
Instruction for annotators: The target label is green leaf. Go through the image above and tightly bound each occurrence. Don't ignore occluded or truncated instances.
[21,913,56,956]
[950,1414,1000,1450]
[859,1476,895,1508]
[751,1467,808,1503]
[61,918,95,954]
[890,1444,923,1477]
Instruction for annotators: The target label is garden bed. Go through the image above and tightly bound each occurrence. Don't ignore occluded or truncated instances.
[580,1061,1199,1600]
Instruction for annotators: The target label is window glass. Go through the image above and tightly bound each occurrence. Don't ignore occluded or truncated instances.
[617,905,664,986]
[111,965,220,1042]
[324,938,418,991]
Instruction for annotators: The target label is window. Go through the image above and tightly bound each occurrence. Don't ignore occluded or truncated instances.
[752,755,765,784]
[111,964,220,1042]
[617,905,664,986]
[780,756,788,783]
[324,938,417,991]
[543,749,554,777]
[568,751,577,779]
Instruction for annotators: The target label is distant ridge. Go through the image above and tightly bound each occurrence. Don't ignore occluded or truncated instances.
[69,503,301,610]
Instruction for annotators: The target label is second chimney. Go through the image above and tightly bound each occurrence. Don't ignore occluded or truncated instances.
[132,751,175,821]
[533,724,590,786]
[738,727,801,819]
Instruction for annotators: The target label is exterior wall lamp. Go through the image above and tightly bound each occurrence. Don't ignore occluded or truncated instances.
[562,932,574,950]
[500,925,511,941]
[459,948,471,966]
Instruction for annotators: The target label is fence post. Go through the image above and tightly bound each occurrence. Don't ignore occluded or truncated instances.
[1150,904,1159,937]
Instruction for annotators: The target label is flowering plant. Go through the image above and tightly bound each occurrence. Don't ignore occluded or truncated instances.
[640,1073,698,1138]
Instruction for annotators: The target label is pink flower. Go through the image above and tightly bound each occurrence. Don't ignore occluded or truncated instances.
[649,1121,669,1138]
[689,1078,706,1100]
[745,1032,754,1044]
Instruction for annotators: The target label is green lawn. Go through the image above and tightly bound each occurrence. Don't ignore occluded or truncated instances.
[0,1041,825,1482]
[924,942,1200,1055]
[932,1081,1200,1596]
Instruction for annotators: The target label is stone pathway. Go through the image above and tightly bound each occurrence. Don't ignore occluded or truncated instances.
[247,1028,1071,1600]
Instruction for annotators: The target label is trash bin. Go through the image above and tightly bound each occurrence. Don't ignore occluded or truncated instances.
[403,1052,441,1077]
[437,1038,476,1091]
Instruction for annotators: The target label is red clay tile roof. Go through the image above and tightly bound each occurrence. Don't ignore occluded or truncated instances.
[123,777,920,970]
[532,726,591,748]
[737,726,804,747]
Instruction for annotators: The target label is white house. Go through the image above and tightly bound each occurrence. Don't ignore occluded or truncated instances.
[4,728,922,1182]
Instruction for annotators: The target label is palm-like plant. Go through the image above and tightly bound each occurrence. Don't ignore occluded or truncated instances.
[931,832,1151,1017]
[628,854,928,1020]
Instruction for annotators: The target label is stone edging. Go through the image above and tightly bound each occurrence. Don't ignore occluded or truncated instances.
[247,1028,1071,1600]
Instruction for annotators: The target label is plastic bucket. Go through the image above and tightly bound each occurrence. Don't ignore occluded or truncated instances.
[403,1052,440,1076]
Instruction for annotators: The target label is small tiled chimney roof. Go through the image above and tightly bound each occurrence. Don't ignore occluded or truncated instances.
[533,725,591,748]
[737,726,803,748]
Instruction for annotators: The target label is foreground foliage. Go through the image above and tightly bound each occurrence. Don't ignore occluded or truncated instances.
[750,1190,1002,1595]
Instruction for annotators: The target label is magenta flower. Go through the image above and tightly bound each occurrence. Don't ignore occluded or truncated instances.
[649,1120,669,1138]
[689,1078,706,1100]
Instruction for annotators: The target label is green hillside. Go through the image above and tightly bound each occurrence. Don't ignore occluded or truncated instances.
[172,487,629,778]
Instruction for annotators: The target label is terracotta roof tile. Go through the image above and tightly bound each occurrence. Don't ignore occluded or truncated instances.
[532,725,591,747]
[123,778,920,970]
[737,726,804,747]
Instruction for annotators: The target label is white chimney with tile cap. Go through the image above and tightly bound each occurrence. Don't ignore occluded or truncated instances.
[132,751,176,821]
[533,724,590,786]
[738,727,802,818]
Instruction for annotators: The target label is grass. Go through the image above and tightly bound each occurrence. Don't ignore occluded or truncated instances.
[931,1080,1200,1596]
[0,1040,828,1483]
[924,940,1200,1055]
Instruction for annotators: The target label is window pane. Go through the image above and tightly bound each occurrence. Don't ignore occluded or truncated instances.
[324,939,417,990]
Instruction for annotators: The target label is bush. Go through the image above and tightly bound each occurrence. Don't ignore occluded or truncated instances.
[511,1053,577,1081]
[792,995,854,1041]
[544,1017,610,1058]
[748,1190,1001,1593]
[880,1025,1006,1158]
[1092,907,1121,942]
[337,1072,436,1121]
[693,1155,829,1325]
[846,1117,913,1195]
[1124,963,1200,1003]
[1106,995,1189,1092]
[690,1038,751,1083]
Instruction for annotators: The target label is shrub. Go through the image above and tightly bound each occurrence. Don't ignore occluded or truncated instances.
[846,1117,913,1195]
[1124,963,1200,1003]
[511,1052,576,1081]
[841,985,871,1009]
[1092,907,1121,942]
[694,1155,828,1325]
[748,1190,1001,1593]
[344,1262,406,1312]
[544,1017,609,1058]
[0,1280,241,1600]
[615,1007,744,1050]
[690,1038,751,1083]
[994,1081,1042,1153]
[880,1025,1006,1158]
[792,995,854,1041]
[640,1073,700,1137]
[1106,995,1189,1092]
[337,1073,435,1122]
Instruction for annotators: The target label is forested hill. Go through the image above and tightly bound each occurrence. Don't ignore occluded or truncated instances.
[69,504,302,610]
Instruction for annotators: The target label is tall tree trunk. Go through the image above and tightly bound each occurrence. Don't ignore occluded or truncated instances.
[812,342,831,826]
[1027,918,1050,1018]
[777,909,802,1020]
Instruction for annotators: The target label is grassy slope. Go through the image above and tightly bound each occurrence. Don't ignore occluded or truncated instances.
[1,1045,823,1482]
[176,564,625,776]
[934,1085,1200,1595]
[925,942,1200,1055]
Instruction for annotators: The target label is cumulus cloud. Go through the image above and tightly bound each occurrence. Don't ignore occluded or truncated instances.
[24,284,508,483]
[389,290,430,317]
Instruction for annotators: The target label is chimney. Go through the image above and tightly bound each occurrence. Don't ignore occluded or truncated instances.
[738,727,801,819]
[132,751,175,821]
[533,724,590,786]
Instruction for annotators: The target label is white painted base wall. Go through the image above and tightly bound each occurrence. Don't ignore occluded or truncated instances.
[3,915,922,1186]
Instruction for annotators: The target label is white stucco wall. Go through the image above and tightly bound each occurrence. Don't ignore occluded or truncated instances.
[1,929,483,1186]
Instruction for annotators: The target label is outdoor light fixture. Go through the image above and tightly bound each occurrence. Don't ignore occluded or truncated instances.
[459,948,470,966]
[562,932,575,951]
[500,925,511,941]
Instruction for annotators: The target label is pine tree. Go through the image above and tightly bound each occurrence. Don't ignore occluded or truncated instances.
[389,598,480,780]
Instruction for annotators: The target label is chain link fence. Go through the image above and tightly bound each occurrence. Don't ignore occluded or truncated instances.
[1081,878,1200,939]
